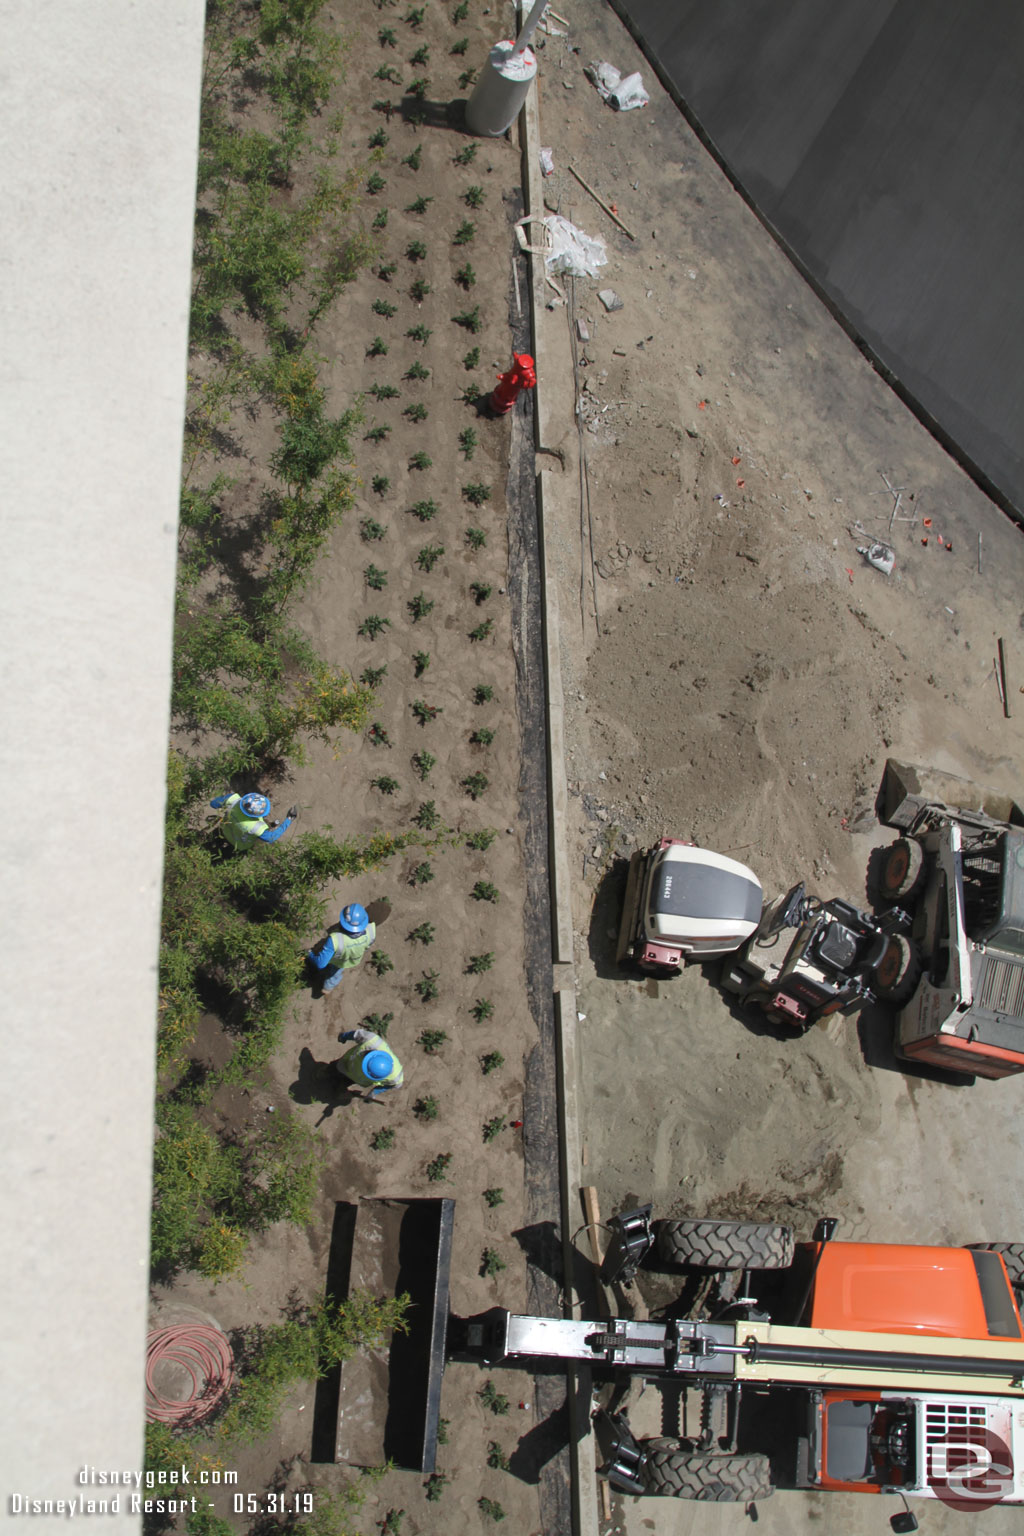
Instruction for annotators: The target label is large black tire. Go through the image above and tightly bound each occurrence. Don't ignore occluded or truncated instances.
[967,1242,1024,1286]
[656,1218,795,1270]
[869,838,925,905]
[873,934,922,1005]
[641,1441,773,1502]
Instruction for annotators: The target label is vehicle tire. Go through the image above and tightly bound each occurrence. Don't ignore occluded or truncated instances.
[873,934,922,1005]
[656,1218,795,1270]
[869,838,925,905]
[967,1243,1024,1287]
[641,1441,773,1502]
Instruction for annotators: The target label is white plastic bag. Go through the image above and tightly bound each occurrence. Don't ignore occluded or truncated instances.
[857,542,895,576]
[514,214,608,292]
[543,215,608,277]
[586,59,649,111]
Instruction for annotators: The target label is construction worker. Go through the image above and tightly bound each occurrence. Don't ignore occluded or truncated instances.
[210,791,298,850]
[307,904,376,992]
[336,1027,403,1099]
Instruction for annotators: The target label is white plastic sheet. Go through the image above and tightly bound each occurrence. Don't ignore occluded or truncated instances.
[586,60,649,111]
[515,214,608,294]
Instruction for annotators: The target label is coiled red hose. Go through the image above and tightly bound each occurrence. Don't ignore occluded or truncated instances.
[145,1325,235,1424]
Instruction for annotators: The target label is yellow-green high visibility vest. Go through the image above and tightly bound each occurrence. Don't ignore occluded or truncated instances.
[328,923,376,970]
[222,793,270,849]
[339,1033,404,1089]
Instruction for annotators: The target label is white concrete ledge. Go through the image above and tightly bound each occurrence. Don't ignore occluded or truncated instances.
[0,1,205,1519]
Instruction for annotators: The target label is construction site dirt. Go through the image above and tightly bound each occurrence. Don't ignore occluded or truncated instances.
[538,3,1024,1534]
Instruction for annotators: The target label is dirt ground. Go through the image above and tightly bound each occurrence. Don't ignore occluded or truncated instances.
[531,4,1024,1535]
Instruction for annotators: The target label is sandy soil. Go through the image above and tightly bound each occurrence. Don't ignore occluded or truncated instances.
[160,3,556,1533]
[531,4,1024,1535]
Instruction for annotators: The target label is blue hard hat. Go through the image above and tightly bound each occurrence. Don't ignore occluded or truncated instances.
[339,903,369,935]
[240,792,270,818]
[363,1050,393,1081]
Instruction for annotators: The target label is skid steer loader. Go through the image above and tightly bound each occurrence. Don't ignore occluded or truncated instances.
[868,760,1024,1078]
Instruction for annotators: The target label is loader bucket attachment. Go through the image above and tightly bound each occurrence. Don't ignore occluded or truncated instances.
[327,1197,454,1473]
[877,759,1024,831]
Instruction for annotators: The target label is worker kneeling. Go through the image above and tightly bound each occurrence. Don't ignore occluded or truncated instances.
[307,904,376,992]
[336,1027,403,1099]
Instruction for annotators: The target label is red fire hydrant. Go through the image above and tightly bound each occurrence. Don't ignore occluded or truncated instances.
[488,352,536,415]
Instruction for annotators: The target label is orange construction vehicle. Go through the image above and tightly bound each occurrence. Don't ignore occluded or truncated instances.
[334,1199,1024,1528]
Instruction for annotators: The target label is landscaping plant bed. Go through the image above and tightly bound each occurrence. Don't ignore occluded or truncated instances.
[153,1,559,1533]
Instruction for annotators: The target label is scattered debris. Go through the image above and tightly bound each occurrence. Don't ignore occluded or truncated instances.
[585,60,649,111]
[567,164,636,239]
[539,146,554,176]
[515,213,607,294]
[598,289,623,312]
[575,316,590,341]
[857,541,895,576]
[998,638,1011,719]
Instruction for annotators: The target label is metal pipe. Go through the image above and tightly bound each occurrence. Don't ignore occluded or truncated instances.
[511,0,547,57]
[744,1337,1024,1381]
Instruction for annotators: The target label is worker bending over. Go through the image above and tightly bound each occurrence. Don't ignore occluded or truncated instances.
[336,1028,403,1099]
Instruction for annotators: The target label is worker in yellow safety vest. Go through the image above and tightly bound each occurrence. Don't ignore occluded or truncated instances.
[336,1028,404,1099]
[307,904,376,992]
[210,791,298,849]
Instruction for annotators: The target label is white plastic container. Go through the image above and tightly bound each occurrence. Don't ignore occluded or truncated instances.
[465,39,537,137]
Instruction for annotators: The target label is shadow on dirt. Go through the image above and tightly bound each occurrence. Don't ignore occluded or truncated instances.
[712,977,810,1043]
[290,1047,357,1125]
[587,857,633,979]
[508,1398,572,1485]
[511,1221,595,1308]
[392,95,470,134]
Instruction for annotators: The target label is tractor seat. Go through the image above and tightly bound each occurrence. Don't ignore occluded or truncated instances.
[814,921,860,974]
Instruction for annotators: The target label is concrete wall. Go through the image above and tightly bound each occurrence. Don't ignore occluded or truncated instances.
[0,0,204,1517]
[609,0,1024,521]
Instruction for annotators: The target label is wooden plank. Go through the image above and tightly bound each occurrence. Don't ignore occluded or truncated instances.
[598,1479,612,1522]
[581,1184,605,1269]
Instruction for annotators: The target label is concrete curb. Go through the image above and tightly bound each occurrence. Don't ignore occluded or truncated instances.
[517,39,602,1536]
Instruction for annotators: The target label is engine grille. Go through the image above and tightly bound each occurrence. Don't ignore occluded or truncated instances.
[976,954,1024,1016]
[925,1400,987,1446]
